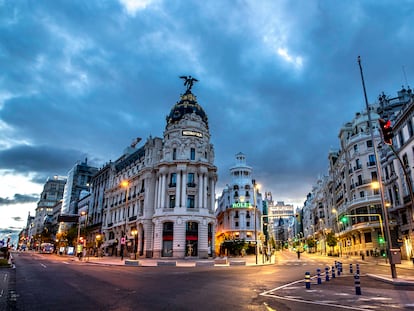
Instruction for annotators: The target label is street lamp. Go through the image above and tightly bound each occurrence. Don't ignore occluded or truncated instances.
[121,180,129,259]
[76,211,87,258]
[252,179,259,265]
[358,56,397,278]
[131,229,138,260]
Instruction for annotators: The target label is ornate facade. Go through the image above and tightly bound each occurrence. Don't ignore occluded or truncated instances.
[101,86,217,259]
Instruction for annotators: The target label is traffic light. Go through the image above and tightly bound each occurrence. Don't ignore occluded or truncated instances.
[378,235,385,244]
[378,118,394,145]
[340,216,348,224]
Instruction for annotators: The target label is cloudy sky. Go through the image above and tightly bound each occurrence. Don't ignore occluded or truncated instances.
[1,0,414,240]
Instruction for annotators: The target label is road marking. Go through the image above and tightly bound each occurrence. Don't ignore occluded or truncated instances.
[40,263,47,268]
[263,302,277,311]
[261,277,371,311]
[261,292,372,310]
[0,289,4,298]
[62,261,70,265]
[3,273,8,282]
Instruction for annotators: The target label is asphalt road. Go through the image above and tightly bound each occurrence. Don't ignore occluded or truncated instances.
[5,252,414,311]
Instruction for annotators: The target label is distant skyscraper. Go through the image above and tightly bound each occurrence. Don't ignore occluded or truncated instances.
[61,158,98,216]
[32,176,66,247]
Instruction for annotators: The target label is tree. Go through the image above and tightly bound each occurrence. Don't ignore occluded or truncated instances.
[326,232,338,255]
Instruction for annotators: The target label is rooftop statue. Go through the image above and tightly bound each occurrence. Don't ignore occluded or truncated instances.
[179,75,198,91]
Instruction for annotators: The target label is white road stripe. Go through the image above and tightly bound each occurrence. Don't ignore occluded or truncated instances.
[40,263,47,268]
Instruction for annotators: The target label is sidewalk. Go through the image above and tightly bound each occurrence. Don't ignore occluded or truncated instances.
[76,253,267,267]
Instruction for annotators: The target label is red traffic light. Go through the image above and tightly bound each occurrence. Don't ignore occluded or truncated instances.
[378,118,394,145]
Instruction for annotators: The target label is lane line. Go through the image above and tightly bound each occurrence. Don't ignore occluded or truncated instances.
[40,263,47,268]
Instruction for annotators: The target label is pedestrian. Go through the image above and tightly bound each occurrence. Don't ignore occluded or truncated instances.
[297,250,301,259]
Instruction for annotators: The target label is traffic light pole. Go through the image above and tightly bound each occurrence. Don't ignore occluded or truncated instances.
[358,56,397,278]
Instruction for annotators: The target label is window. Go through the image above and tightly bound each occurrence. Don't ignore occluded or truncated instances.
[169,195,176,208]
[371,171,378,182]
[403,153,409,167]
[408,119,414,137]
[187,195,195,208]
[170,173,177,187]
[173,148,177,160]
[368,154,376,166]
[364,232,372,243]
[360,191,365,198]
[247,222,250,227]
[235,211,239,218]
[190,148,195,160]
[187,173,195,187]
[235,221,239,227]
[398,130,404,146]
[366,140,373,148]
[355,159,362,170]
[353,144,358,152]
[246,211,250,218]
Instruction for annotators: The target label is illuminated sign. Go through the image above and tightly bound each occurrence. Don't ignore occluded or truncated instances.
[182,130,203,138]
[232,202,252,208]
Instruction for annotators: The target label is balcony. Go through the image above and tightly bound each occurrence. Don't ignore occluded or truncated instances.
[129,216,137,221]
[107,222,113,228]
[187,182,196,188]
[169,183,176,188]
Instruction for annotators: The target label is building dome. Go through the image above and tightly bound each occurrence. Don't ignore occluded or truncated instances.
[166,90,209,129]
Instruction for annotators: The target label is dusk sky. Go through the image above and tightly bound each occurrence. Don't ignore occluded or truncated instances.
[1,0,414,241]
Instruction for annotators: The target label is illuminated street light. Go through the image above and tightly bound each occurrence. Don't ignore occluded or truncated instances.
[252,179,260,265]
[131,229,138,260]
[76,210,87,259]
[120,180,129,260]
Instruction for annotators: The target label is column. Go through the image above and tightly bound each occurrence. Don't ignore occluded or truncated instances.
[210,178,215,211]
[198,173,203,208]
[155,178,159,209]
[160,174,166,208]
[181,172,187,208]
[203,175,208,208]
[175,172,181,208]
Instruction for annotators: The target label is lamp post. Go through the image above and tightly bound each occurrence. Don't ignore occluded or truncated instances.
[121,180,129,259]
[358,56,397,278]
[76,211,87,258]
[131,229,138,260]
[252,179,258,265]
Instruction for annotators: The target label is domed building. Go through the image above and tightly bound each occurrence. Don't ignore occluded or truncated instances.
[99,79,217,259]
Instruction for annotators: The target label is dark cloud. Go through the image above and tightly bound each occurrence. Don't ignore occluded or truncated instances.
[0,144,88,176]
[1,0,414,208]
[0,193,39,206]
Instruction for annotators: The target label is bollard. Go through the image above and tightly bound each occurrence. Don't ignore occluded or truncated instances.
[325,266,330,281]
[337,263,341,276]
[317,268,322,284]
[339,262,343,273]
[356,263,360,275]
[331,265,336,278]
[354,273,361,295]
[350,263,353,274]
[305,272,311,289]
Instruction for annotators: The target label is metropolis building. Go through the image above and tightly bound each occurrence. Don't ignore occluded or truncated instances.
[100,80,217,259]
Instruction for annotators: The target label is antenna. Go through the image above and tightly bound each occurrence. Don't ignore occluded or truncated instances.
[402,65,409,86]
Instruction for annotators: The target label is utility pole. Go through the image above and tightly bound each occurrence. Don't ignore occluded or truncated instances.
[358,56,397,278]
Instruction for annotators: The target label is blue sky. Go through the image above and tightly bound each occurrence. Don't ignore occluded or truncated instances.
[1,0,414,240]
